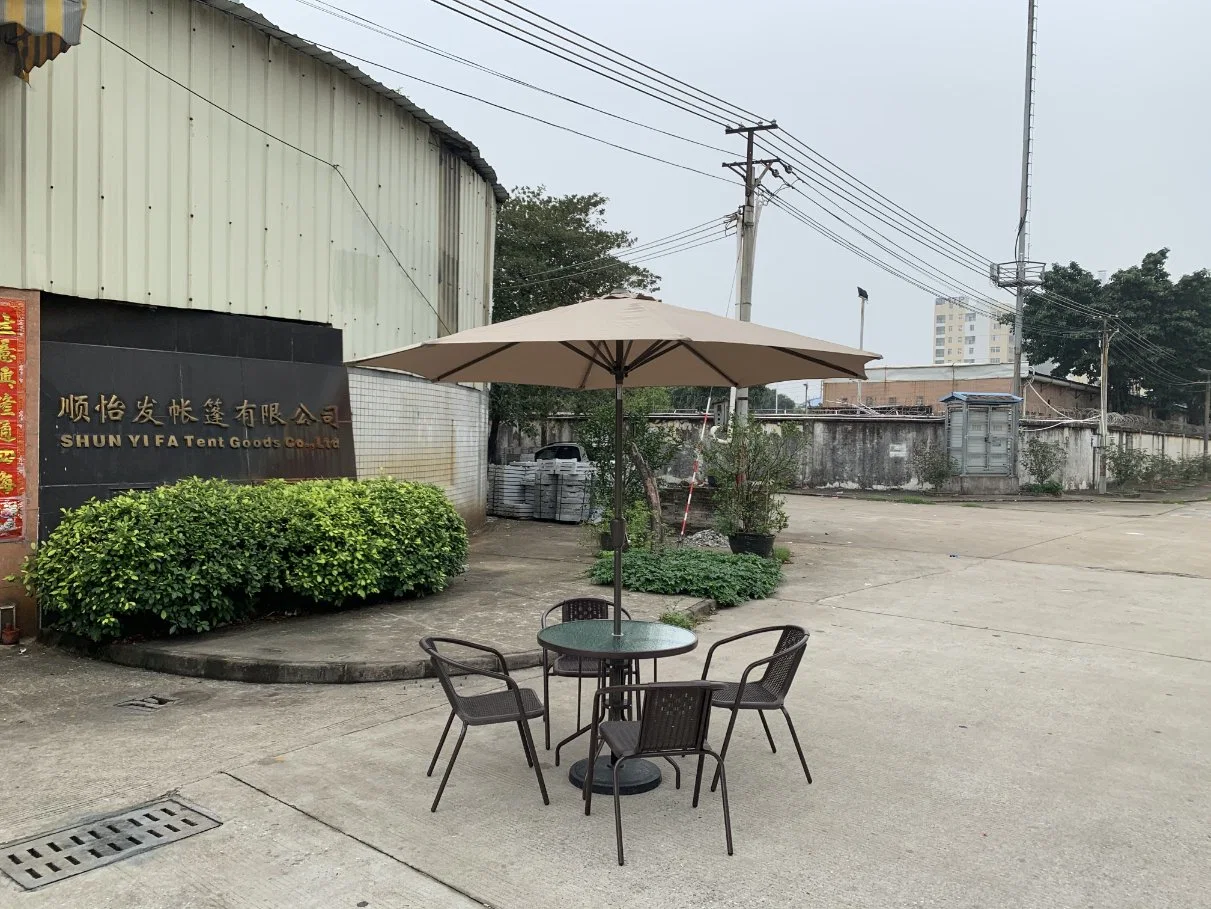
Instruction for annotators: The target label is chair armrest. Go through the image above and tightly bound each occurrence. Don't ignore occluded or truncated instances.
[700,626,790,679]
[430,637,511,675]
[430,652,516,687]
[735,637,808,691]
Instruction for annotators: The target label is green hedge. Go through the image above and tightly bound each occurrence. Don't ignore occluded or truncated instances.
[19,477,467,641]
[590,548,782,607]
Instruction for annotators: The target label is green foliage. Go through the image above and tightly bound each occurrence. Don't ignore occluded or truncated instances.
[1022,438,1066,486]
[1021,481,1064,497]
[658,609,699,630]
[488,187,659,460]
[1105,447,1210,489]
[590,499,654,551]
[772,545,792,564]
[910,443,956,491]
[19,478,467,642]
[1016,251,1211,418]
[590,548,782,608]
[703,421,800,536]
[896,496,930,505]
[1105,445,1149,487]
[669,386,800,413]
[577,386,677,531]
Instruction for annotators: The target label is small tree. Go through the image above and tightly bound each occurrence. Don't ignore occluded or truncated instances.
[911,442,956,492]
[703,421,801,537]
[1022,438,1066,494]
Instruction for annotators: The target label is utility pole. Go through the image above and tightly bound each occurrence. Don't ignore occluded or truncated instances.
[724,122,784,424]
[856,287,869,404]
[1200,369,1211,458]
[992,0,1046,477]
[804,382,810,413]
[1097,318,1117,495]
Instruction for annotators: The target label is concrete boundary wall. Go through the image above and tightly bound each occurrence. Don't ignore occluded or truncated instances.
[499,414,1206,492]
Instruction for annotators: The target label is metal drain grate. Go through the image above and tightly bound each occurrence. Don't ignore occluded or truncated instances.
[1,798,221,891]
[117,695,176,711]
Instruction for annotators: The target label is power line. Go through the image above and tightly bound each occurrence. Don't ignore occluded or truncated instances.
[501,230,734,290]
[288,0,733,156]
[83,23,454,336]
[497,216,732,287]
[305,41,736,185]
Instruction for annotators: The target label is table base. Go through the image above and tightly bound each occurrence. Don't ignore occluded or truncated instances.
[568,756,662,796]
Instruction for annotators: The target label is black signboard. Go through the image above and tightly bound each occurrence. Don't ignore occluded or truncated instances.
[39,297,356,537]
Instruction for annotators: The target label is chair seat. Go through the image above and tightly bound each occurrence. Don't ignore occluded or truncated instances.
[460,687,544,724]
[710,680,782,709]
[598,720,641,757]
[551,654,605,677]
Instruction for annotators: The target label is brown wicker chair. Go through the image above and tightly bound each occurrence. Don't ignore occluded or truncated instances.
[420,636,549,813]
[583,681,732,866]
[541,597,639,755]
[700,625,812,792]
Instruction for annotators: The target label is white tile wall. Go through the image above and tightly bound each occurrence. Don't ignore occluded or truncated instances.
[348,368,487,525]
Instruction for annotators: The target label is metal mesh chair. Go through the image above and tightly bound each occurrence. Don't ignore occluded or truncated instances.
[541,597,640,752]
[583,681,732,866]
[699,625,811,792]
[419,636,549,813]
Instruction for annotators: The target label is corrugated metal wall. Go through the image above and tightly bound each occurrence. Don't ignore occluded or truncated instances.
[0,0,496,359]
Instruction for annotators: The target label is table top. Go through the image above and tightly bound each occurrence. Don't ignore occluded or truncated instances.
[537,619,697,661]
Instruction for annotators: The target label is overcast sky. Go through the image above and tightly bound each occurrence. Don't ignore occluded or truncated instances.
[256,0,1210,396]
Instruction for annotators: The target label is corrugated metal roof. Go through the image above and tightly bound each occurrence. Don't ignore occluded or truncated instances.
[197,0,507,204]
[939,392,1023,404]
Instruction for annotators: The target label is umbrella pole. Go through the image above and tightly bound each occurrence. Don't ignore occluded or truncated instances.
[612,376,624,638]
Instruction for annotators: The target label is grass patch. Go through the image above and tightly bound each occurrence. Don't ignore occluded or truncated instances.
[960,502,983,508]
[772,545,792,564]
[897,495,931,505]
[1021,481,1063,497]
[590,548,782,607]
[658,609,699,630]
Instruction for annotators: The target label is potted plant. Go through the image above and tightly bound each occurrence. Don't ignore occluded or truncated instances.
[703,419,799,558]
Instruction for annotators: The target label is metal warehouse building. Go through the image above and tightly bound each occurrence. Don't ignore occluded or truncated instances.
[0,0,503,633]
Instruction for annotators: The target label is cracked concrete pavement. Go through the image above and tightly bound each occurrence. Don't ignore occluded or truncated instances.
[2,496,1208,907]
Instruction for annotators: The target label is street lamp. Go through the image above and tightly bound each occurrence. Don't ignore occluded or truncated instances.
[856,287,868,403]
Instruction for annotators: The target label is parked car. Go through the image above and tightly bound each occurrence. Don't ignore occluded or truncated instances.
[532,443,588,462]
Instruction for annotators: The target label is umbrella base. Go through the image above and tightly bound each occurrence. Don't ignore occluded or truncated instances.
[568,756,663,795]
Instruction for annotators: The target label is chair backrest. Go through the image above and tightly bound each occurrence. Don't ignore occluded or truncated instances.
[419,636,472,711]
[542,597,631,627]
[755,626,809,698]
[635,682,722,755]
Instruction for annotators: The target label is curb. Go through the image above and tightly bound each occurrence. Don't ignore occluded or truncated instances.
[40,598,716,684]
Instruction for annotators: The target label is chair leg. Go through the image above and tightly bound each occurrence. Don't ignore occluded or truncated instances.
[711,707,740,793]
[542,653,551,751]
[584,735,605,813]
[520,719,550,805]
[613,757,628,866]
[692,753,707,808]
[430,723,467,812]
[662,756,682,789]
[780,707,812,784]
[709,750,734,856]
[576,666,584,731]
[517,720,534,768]
[758,710,778,754]
[427,710,455,777]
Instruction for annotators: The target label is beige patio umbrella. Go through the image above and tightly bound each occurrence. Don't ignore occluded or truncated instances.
[355,292,880,636]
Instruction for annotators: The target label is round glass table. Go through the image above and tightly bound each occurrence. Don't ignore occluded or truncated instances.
[537,619,697,795]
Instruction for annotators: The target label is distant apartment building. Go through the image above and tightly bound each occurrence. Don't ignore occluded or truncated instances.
[932,297,1013,365]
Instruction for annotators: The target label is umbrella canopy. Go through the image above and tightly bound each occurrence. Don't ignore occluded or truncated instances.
[353,292,880,638]
[355,293,878,387]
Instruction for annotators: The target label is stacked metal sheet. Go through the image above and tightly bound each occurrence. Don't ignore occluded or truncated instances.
[488,458,596,523]
[487,462,536,519]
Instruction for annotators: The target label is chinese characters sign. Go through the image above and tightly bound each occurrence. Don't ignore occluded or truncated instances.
[0,298,26,541]
[54,393,342,450]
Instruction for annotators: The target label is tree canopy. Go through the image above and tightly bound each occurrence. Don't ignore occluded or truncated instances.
[1018,250,1211,417]
[488,187,658,460]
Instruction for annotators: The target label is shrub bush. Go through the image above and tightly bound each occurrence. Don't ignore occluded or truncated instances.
[1022,438,1065,486]
[589,548,782,607]
[19,477,467,641]
[911,443,956,491]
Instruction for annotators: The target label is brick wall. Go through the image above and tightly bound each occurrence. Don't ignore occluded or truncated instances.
[348,368,487,527]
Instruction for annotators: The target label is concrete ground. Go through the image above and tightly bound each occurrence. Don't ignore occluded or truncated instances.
[2,497,1209,907]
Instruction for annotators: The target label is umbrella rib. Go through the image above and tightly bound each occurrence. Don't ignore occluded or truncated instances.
[627,339,679,372]
[772,346,867,380]
[433,343,519,381]
[682,343,738,386]
[560,341,614,374]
